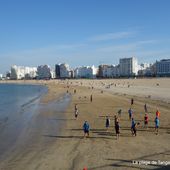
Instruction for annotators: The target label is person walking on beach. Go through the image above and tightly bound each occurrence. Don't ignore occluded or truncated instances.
[128,108,133,120]
[155,116,159,135]
[144,113,149,129]
[105,116,110,131]
[83,121,90,138]
[156,109,160,118]
[75,104,78,111]
[131,118,138,136]
[131,98,134,105]
[90,94,93,102]
[144,103,148,113]
[74,104,78,119]
[114,116,120,139]
[75,109,79,119]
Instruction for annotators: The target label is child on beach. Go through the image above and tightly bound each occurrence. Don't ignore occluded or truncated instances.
[105,116,110,131]
[83,121,90,138]
[155,116,159,135]
[131,98,134,105]
[144,113,149,128]
[114,116,120,139]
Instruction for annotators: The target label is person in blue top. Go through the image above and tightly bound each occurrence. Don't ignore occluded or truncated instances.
[128,108,133,120]
[83,121,90,138]
[131,118,136,136]
[155,116,159,135]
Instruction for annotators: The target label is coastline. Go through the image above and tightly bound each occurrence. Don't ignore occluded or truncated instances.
[0,79,170,170]
[0,81,71,170]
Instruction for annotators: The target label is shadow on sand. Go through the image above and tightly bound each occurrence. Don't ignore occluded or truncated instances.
[87,151,170,170]
[89,158,170,170]
[43,134,113,140]
[48,118,75,121]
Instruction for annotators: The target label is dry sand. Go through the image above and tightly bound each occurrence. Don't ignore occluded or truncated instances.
[0,78,170,170]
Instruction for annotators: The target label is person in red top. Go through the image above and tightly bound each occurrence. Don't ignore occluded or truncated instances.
[156,110,160,118]
[144,113,149,129]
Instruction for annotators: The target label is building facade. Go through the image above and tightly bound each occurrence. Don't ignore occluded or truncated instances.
[156,59,170,76]
[11,65,37,80]
[59,63,70,78]
[119,57,138,77]
[37,65,51,79]
[55,64,60,78]
[98,65,109,78]
[74,66,97,78]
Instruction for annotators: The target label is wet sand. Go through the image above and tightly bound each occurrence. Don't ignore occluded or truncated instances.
[0,82,71,170]
[0,78,170,170]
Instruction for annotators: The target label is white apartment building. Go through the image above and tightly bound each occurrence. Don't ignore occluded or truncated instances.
[119,57,138,76]
[37,65,51,79]
[50,69,56,79]
[0,74,3,79]
[156,59,170,76]
[102,65,120,78]
[11,65,37,80]
[74,65,97,78]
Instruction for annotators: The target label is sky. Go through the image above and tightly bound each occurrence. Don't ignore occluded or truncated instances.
[0,0,170,73]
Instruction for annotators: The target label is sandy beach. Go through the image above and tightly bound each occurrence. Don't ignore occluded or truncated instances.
[0,78,170,170]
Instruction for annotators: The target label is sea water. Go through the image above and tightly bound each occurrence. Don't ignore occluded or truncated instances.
[0,83,47,158]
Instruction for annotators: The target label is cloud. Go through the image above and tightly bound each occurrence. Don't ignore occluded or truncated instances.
[88,31,136,42]
[97,39,157,52]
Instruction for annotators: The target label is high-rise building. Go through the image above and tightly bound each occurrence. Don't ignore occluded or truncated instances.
[119,57,138,76]
[59,63,70,78]
[37,65,51,79]
[55,64,60,78]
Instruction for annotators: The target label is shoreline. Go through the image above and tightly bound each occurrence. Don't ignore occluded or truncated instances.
[0,82,71,168]
[0,79,170,170]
